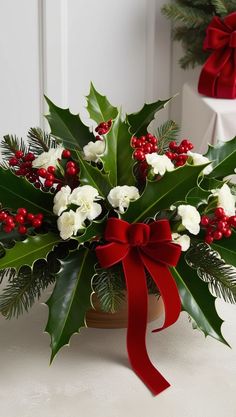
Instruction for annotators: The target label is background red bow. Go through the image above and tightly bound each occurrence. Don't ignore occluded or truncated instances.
[198,12,236,98]
[96,218,181,395]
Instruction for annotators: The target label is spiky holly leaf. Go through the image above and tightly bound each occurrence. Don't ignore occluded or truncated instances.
[171,256,229,346]
[101,112,135,186]
[127,98,171,136]
[0,232,60,271]
[123,163,207,223]
[0,168,54,216]
[76,218,106,244]
[204,137,236,179]
[212,232,236,267]
[86,83,118,124]
[45,96,94,150]
[75,151,111,197]
[45,247,96,361]
[185,186,211,207]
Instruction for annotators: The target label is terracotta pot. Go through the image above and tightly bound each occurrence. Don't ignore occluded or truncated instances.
[86,293,163,329]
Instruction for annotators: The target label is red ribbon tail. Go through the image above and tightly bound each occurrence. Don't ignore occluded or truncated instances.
[122,248,170,396]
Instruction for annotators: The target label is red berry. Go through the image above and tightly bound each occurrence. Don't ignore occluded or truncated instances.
[32,218,42,228]
[25,152,35,161]
[0,211,8,221]
[133,150,145,161]
[140,136,146,143]
[149,136,157,145]
[37,168,47,178]
[34,182,41,189]
[35,213,43,220]
[66,166,77,176]
[15,150,24,159]
[144,144,152,154]
[18,225,27,234]
[66,161,76,168]
[46,173,54,181]
[45,179,53,187]
[146,133,153,140]
[152,144,158,152]
[165,151,174,160]
[221,215,229,222]
[15,214,25,224]
[201,215,209,226]
[169,141,178,151]
[62,149,71,159]
[214,207,225,218]
[27,213,35,222]
[17,208,27,217]
[181,139,189,146]
[5,216,14,226]
[9,157,19,166]
[213,230,223,240]
[217,221,226,231]
[205,235,214,244]
[229,215,236,227]
[178,145,186,154]
[47,166,56,174]
[3,225,13,233]
[223,228,232,238]
[135,140,142,148]
[175,161,185,167]
[95,135,102,141]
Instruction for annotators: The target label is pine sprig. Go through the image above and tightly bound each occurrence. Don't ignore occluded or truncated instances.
[162,3,211,28]
[156,120,180,154]
[92,266,126,313]
[185,242,236,303]
[27,127,58,154]
[0,134,28,162]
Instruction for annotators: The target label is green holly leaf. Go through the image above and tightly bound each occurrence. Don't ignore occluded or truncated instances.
[101,112,135,186]
[45,96,94,150]
[75,151,111,197]
[0,232,60,271]
[204,137,236,179]
[0,168,54,216]
[76,219,106,244]
[212,232,236,267]
[185,186,211,207]
[127,98,171,136]
[86,83,118,123]
[123,163,207,223]
[171,257,229,346]
[45,247,96,361]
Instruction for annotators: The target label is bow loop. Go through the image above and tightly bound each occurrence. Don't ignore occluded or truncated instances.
[230,31,236,47]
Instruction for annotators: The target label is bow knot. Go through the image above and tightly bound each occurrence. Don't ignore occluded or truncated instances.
[127,223,150,246]
[230,31,236,47]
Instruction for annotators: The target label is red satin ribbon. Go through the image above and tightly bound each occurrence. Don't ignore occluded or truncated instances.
[198,12,236,98]
[96,218,181,395]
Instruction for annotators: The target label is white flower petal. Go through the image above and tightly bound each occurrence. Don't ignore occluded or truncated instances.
[83,140,106,162]
[32,146,64,169]
[53,185,71,216]
[178,204,201,235]
[57,210,84,240]
[172,233,190,252]
[107,186,140,213]
[211,184,235,216]
[145,153,174,176]
[187,151,212,175]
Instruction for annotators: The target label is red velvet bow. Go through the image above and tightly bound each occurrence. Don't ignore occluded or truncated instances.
[198,12,236,98]
[96,218,181,395]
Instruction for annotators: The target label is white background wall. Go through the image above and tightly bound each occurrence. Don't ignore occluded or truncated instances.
[0,0,198,140]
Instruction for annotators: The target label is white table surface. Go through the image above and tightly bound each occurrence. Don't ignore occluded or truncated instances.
[0,291,236,417]
[181,81,236,153]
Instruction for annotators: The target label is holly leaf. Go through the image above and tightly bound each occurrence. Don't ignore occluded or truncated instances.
[204,137,236,179]
[75,151,111,197]
[0,232,60,271]
[0,168,54,216]
[127,98,171,136]
[185,186,211,207]
[171,256,229,346]
[101,112,135,186]
[123,163,207,223]
[212,232,236,267]
[45,247,96,361]
[86,83,118,123]
[76,219,106,244]
[45,96,94,150]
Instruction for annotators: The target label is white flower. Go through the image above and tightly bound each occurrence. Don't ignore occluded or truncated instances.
[212,184,235,216]
[57,210,84,240]
[83,140,106,162]
[32,146,63,169]
[178,204,201,235]
[172,233,190,252]
[53,185,71,216]
[187,151,212,175]
[108,185,140,214]
[145,153,174,176]
[70,185,102,221]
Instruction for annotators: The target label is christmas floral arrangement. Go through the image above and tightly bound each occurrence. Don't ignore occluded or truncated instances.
[162,0,236,69]
[0,85,236,395]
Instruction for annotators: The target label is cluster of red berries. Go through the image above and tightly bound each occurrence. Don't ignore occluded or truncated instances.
[9,150,36,178]
[95,120,112,139]
[0,208,44,234]
[131,133,158,162]
[165,139,194,167]
[201,207,236,244]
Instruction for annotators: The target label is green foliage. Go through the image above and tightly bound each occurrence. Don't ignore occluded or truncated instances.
[45,96,94,150]
[92,266,125,313]
[204,137,236,179]
[211,232,236,267]
[186,243,236,303]
[0,168,54,216]
[86,82,118,123]
[171,256,229,345]
[123,163,207,223]
[185,186,211,207]
[101,112,135,186]
[0,232,60,271]
[27,127,58,154]
[156,120,180,154]
[0,134,28,163]
[127,98,171,136]
[45,247,96,361]
[162,0,236,68]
